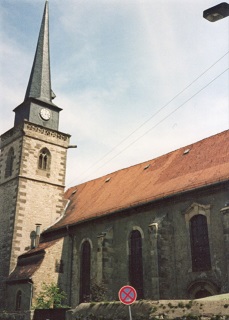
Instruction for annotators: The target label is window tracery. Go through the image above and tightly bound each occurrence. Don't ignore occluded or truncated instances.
[38,148,50,170]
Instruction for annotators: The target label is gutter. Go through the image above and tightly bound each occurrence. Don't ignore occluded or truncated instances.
[43,178,229,235]
[6,278,33,284]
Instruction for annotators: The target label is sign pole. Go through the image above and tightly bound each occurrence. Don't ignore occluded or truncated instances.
[128,305,132,320]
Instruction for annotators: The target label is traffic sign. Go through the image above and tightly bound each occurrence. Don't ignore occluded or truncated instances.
[118,285,137,305]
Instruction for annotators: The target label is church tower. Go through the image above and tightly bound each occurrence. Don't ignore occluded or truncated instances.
[0,1,70,306]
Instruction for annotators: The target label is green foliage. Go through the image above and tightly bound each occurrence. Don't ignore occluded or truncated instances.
[210,316,222,320]
[178,301,185,308]
[33,282,69,309]
[90,280,107,302]
[150,306,157,313]
[186,314,200,320]
[0,312,24,320]
[185,301,193,309]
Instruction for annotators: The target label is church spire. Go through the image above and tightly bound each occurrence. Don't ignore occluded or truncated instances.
[14,1,61,130]
[25,1,55,103]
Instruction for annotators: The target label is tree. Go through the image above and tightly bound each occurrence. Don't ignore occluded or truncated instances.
[34,282,69,309]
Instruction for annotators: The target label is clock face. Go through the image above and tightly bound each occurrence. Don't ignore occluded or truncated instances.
[40,108,51,121]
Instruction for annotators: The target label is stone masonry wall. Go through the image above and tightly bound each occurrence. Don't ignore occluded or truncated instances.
[5,238,69,311]
[68,184,229,306]
[31,238,65,307]
[0,121,70,309]
[0,126,24,308]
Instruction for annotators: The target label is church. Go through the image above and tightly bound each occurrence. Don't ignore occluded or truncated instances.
[0,1,229,314]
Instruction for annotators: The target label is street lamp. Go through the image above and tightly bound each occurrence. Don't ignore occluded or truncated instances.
[203,2,229,22]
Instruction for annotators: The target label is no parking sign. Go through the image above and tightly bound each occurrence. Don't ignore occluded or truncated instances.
[118,285,137,319]
[119,285,137,305]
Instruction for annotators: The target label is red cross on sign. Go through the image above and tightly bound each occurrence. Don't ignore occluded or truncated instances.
[118,285,137,305]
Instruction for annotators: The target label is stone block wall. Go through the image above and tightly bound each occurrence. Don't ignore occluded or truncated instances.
[5,238,70,311]
[0,121,70,309]
[0,126,24,308]
[68,183,229,306]
[6,282,32,312]
[31,239,66,306]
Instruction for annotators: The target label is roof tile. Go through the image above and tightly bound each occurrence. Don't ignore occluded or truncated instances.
[48,130,229,231]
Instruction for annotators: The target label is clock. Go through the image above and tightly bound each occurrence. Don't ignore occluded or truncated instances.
[40,108,51,121]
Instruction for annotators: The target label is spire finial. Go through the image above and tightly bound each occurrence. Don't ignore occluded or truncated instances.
[25,1,54,103]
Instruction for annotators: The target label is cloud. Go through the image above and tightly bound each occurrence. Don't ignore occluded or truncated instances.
[1,0,228,187]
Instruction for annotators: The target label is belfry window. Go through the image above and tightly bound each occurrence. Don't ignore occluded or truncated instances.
[129,230,144,299]
[5,147,14,178]
[80,240,91,302]
[15,290,22,311]
[38,148,50,170]
[190,214,211,272]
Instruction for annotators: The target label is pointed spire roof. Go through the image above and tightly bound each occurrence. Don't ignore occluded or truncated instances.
[25,1,55,103]
[13,1,62,130]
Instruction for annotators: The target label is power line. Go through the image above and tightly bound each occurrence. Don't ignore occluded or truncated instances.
[67,53,229,186]
[75,52,229,178]
[94,68,228,172]
[75,67,228,185]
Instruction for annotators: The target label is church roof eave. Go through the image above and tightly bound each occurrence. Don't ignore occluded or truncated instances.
[13,97,63,113]
[43,177,229,235]
[43,130,229,234]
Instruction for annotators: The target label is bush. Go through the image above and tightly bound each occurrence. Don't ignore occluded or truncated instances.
[90,280,107,302]
[33,282,69,309]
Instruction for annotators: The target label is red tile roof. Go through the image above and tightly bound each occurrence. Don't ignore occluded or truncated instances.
[20,239,62,256]
[7,239,61,282]
[7,253,44,282]
[48,130,229,231]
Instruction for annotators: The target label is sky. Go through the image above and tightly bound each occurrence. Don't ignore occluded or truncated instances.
[0,0,228,188]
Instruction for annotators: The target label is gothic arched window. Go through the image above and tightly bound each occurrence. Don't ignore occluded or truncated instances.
[80,240,91,302]
[129,230,144,299]
[5,147,14,178]
[15,290,22,311]
[38,148,50,170]
[190,214,211,272]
